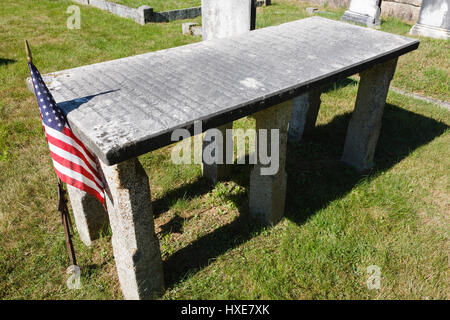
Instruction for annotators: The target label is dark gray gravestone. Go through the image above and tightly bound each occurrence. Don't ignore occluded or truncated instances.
[341,0,382,27]
[29,17,418,166]
[410,0,450,39]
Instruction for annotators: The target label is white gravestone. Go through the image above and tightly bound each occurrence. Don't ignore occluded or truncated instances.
[202,0,252,41]
[341,0,382,27]
[410,0,449,39]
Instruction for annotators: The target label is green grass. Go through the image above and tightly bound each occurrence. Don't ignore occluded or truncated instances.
[109,0,201,11]
[0,0,449,299]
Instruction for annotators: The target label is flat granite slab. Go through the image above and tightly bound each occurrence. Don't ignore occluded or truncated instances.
[30,17,419,165]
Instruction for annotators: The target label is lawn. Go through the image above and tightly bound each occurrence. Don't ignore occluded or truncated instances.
[0,0,448,299]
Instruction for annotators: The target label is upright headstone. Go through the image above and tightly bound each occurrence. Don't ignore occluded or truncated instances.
[201,0,253,183]
[341,0,382,27]
[410,0,449,39]
[202,0,252,41]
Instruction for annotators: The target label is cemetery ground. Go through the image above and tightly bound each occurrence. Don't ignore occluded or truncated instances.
[0,0,448,299]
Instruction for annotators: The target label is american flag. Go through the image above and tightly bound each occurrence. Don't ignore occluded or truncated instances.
[28,62,105,205]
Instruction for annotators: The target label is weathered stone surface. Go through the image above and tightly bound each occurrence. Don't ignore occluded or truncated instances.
[249,100,292,226]
[341,59,398,171]
[416,0,450,27]
[182,22,198,35]
[288,88,322,142]
[396,0,423,6]
[202,0,252,40]
[88,0,150,25]
[182,23,202,36]
[410,23,450,39]
[150,6,201,23]
[410,0,449,39]
[341,0,382,26]
[381,1,422,23]
[138,5,154,24]
[306,7,319,15]
[99,158,164,300]
[75,0,198,24]
[67,185,109,246]
[33,17,418,166]
[191,26,202,36]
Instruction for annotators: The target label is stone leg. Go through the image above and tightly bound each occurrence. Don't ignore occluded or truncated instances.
[288,88,322,142]
[202,122,233,184]
[67,186,109,246]
[99,158,164,300]
[341,58,398,171]
[249,100,293,226]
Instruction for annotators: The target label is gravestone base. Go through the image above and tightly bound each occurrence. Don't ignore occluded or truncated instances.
[410,23,449,39]
[341,10,381,26]
[341,0,382,27]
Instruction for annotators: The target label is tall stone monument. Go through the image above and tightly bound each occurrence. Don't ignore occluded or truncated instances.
[341,0,382,27]
[410,0,449,39]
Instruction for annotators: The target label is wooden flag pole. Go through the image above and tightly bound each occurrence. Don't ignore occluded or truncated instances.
[25,40,32,63]
[25,40,78,267]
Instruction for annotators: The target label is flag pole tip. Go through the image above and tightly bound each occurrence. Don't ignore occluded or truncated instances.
[24,40,32,63]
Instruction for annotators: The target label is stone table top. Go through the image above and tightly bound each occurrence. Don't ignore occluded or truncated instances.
[30,17,419,165]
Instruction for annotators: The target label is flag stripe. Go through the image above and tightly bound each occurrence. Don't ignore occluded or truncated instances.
[47,138,104,188]
[54,167,105,204]
[62,126,96,163]
[52,160,104,197]
[45,131,102,183]
[49,149,104,192]
[45,124,98,169]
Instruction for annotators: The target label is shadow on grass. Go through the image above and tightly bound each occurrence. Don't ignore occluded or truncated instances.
[161,100,448,288]
[284,103,449,225]
[0,58,16,66]
[152,177,212,218]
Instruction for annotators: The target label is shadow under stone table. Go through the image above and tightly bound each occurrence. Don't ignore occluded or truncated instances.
[28,17,419,299]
